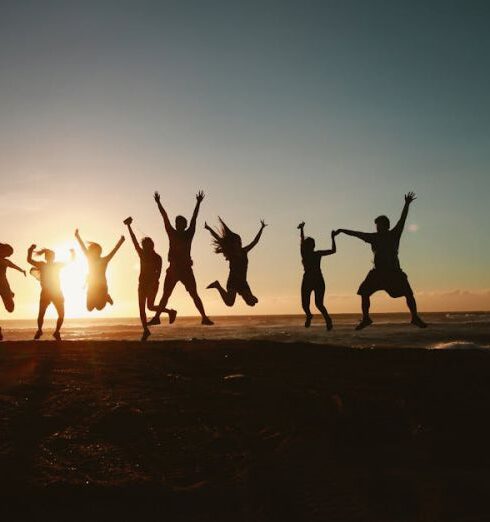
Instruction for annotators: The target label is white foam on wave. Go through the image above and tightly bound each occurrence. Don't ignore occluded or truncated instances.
[431,341,490,350]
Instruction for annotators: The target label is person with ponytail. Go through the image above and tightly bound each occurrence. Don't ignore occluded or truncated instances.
[75,229,125,311]
[27,244,74,340]
[0,243,26,340]
[204,218,267,307]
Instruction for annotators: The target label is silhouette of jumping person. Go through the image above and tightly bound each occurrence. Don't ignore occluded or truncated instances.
[0,243,26,340]
[28,244,74,340]
[148,191,213,326]
[298,223,337,330]
[205,218,267,307]
[336,192,427,330]
[75,229,125,311]
[124,217,177,340]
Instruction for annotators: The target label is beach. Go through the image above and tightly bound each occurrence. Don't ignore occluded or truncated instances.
[1,324,490,520]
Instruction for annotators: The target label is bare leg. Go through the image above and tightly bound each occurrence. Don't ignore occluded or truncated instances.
[147,284,177,323]
[188,289,213,324]
[406,294,427,327]
[53,298,64,340]
[207,281,236,306]
[355,295,373,330]
[148,272,178,326]
[314,282,332,331]
[301,279,313,327]
[35,296,49,339]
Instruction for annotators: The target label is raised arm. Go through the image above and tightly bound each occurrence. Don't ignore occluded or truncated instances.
[106,235,125,262]
[298,222,305,244]
[75,229,88,256]
[124,217,142,256]
[392,192,416,237]
[244,220,267,253]
[5,259,27,276]
[188,190,204,235]
[204,221,221,242]
[27,244,41,268]
[317,230,338,256]
[336,228,375,243]
[154,191,174,235]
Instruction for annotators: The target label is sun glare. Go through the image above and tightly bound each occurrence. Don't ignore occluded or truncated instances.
[55,243,89,318]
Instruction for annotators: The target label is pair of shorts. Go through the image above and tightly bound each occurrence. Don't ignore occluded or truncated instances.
[358,269,413,298]
[165,265,197,293]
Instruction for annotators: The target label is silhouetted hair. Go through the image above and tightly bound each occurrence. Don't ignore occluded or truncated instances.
[212,218,242,260]
[375,215,390,231]
[302,237,315,254]
[87,242,102,257]
[0,243,13,258]
[141,237,154,251]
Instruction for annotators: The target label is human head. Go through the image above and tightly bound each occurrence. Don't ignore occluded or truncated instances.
[175,215,187,232]
[141,237,154,253]
[303,237,315,252]
[37,249,55,263]
[375,215,390,232]
[0,243,13,258]
[87,242,102,259]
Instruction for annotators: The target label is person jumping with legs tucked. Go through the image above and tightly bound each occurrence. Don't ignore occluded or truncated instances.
[298,223,337,331]
[148,191,213,326]
[0,243,26,341]
[28,245,74,340]
[75,229,125,311]
[336,192,427,330]
[124,217,176,340]
[205,218,267,307]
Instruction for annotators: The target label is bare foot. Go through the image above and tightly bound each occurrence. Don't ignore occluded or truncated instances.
[168,309,177,324]
[147,316,161,326]
[141,329,151,341]
[326,317,333,331]
[53,331,62,341]
[34,329,43,340]
[411,316,428,328]
[355,318,373,331]
[206,281,219,289]
[305,315,312,328]
[202,317,214,326]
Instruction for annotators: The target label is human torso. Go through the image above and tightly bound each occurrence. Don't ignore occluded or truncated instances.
[371,231,401,271]
[168,229,193,267]
[140,251,161,283]
[87,258,109,288]
[302,251,323,278]
[228,250,249,283]
[40,263,63,294]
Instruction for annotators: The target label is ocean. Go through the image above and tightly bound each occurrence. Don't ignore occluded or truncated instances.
[1,312,489,349]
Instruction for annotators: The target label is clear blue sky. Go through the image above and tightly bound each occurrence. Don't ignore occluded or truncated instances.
[1,1,489,317]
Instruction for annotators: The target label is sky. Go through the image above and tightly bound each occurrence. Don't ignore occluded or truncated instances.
[0,0,489,319]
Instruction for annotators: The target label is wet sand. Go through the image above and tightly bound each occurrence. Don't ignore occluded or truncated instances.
[1,339,490,521]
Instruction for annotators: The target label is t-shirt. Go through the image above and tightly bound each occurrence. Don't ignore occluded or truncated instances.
[365,229,402,271]
[39,263,63,294]
[139,251,162,283]
[168,229,194,267]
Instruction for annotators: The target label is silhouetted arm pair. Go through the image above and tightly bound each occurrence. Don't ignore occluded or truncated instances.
[244,220,267,253]
[392,192,416,238]
[188,191,205,236]
[317,231,338,256]
[336,229,375,243]
[204,221,221,241]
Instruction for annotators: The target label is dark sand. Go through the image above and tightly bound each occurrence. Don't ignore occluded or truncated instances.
[1,340,490,521]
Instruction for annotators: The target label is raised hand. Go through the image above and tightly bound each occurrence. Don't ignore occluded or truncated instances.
[74,229,80,237]
[405,191,417,204]
[260,219,268,229]
[196,190,205,203]
[123,216,133,226]
[297,222,305,230]
[29,244,36,251]
[154,191,161,204]
[332,230,339,237]
[22,270,27,277]
[204,221,211,230]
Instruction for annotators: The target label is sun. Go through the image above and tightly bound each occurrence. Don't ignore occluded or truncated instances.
[54,243,89,318]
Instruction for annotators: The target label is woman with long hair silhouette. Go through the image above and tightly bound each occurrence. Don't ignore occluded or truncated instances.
[298,223,337,330]
[0,243,26,340]
[124,217,176,340]
[75,229,125,311]
[28,244,74,340]
[205,218,267,307]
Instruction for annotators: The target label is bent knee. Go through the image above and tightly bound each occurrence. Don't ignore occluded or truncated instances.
[5,301,14,313]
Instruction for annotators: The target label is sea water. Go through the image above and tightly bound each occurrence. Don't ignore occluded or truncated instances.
[1,312,489,349]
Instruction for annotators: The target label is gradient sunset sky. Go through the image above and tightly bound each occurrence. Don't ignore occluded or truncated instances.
[1,1,489,318]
